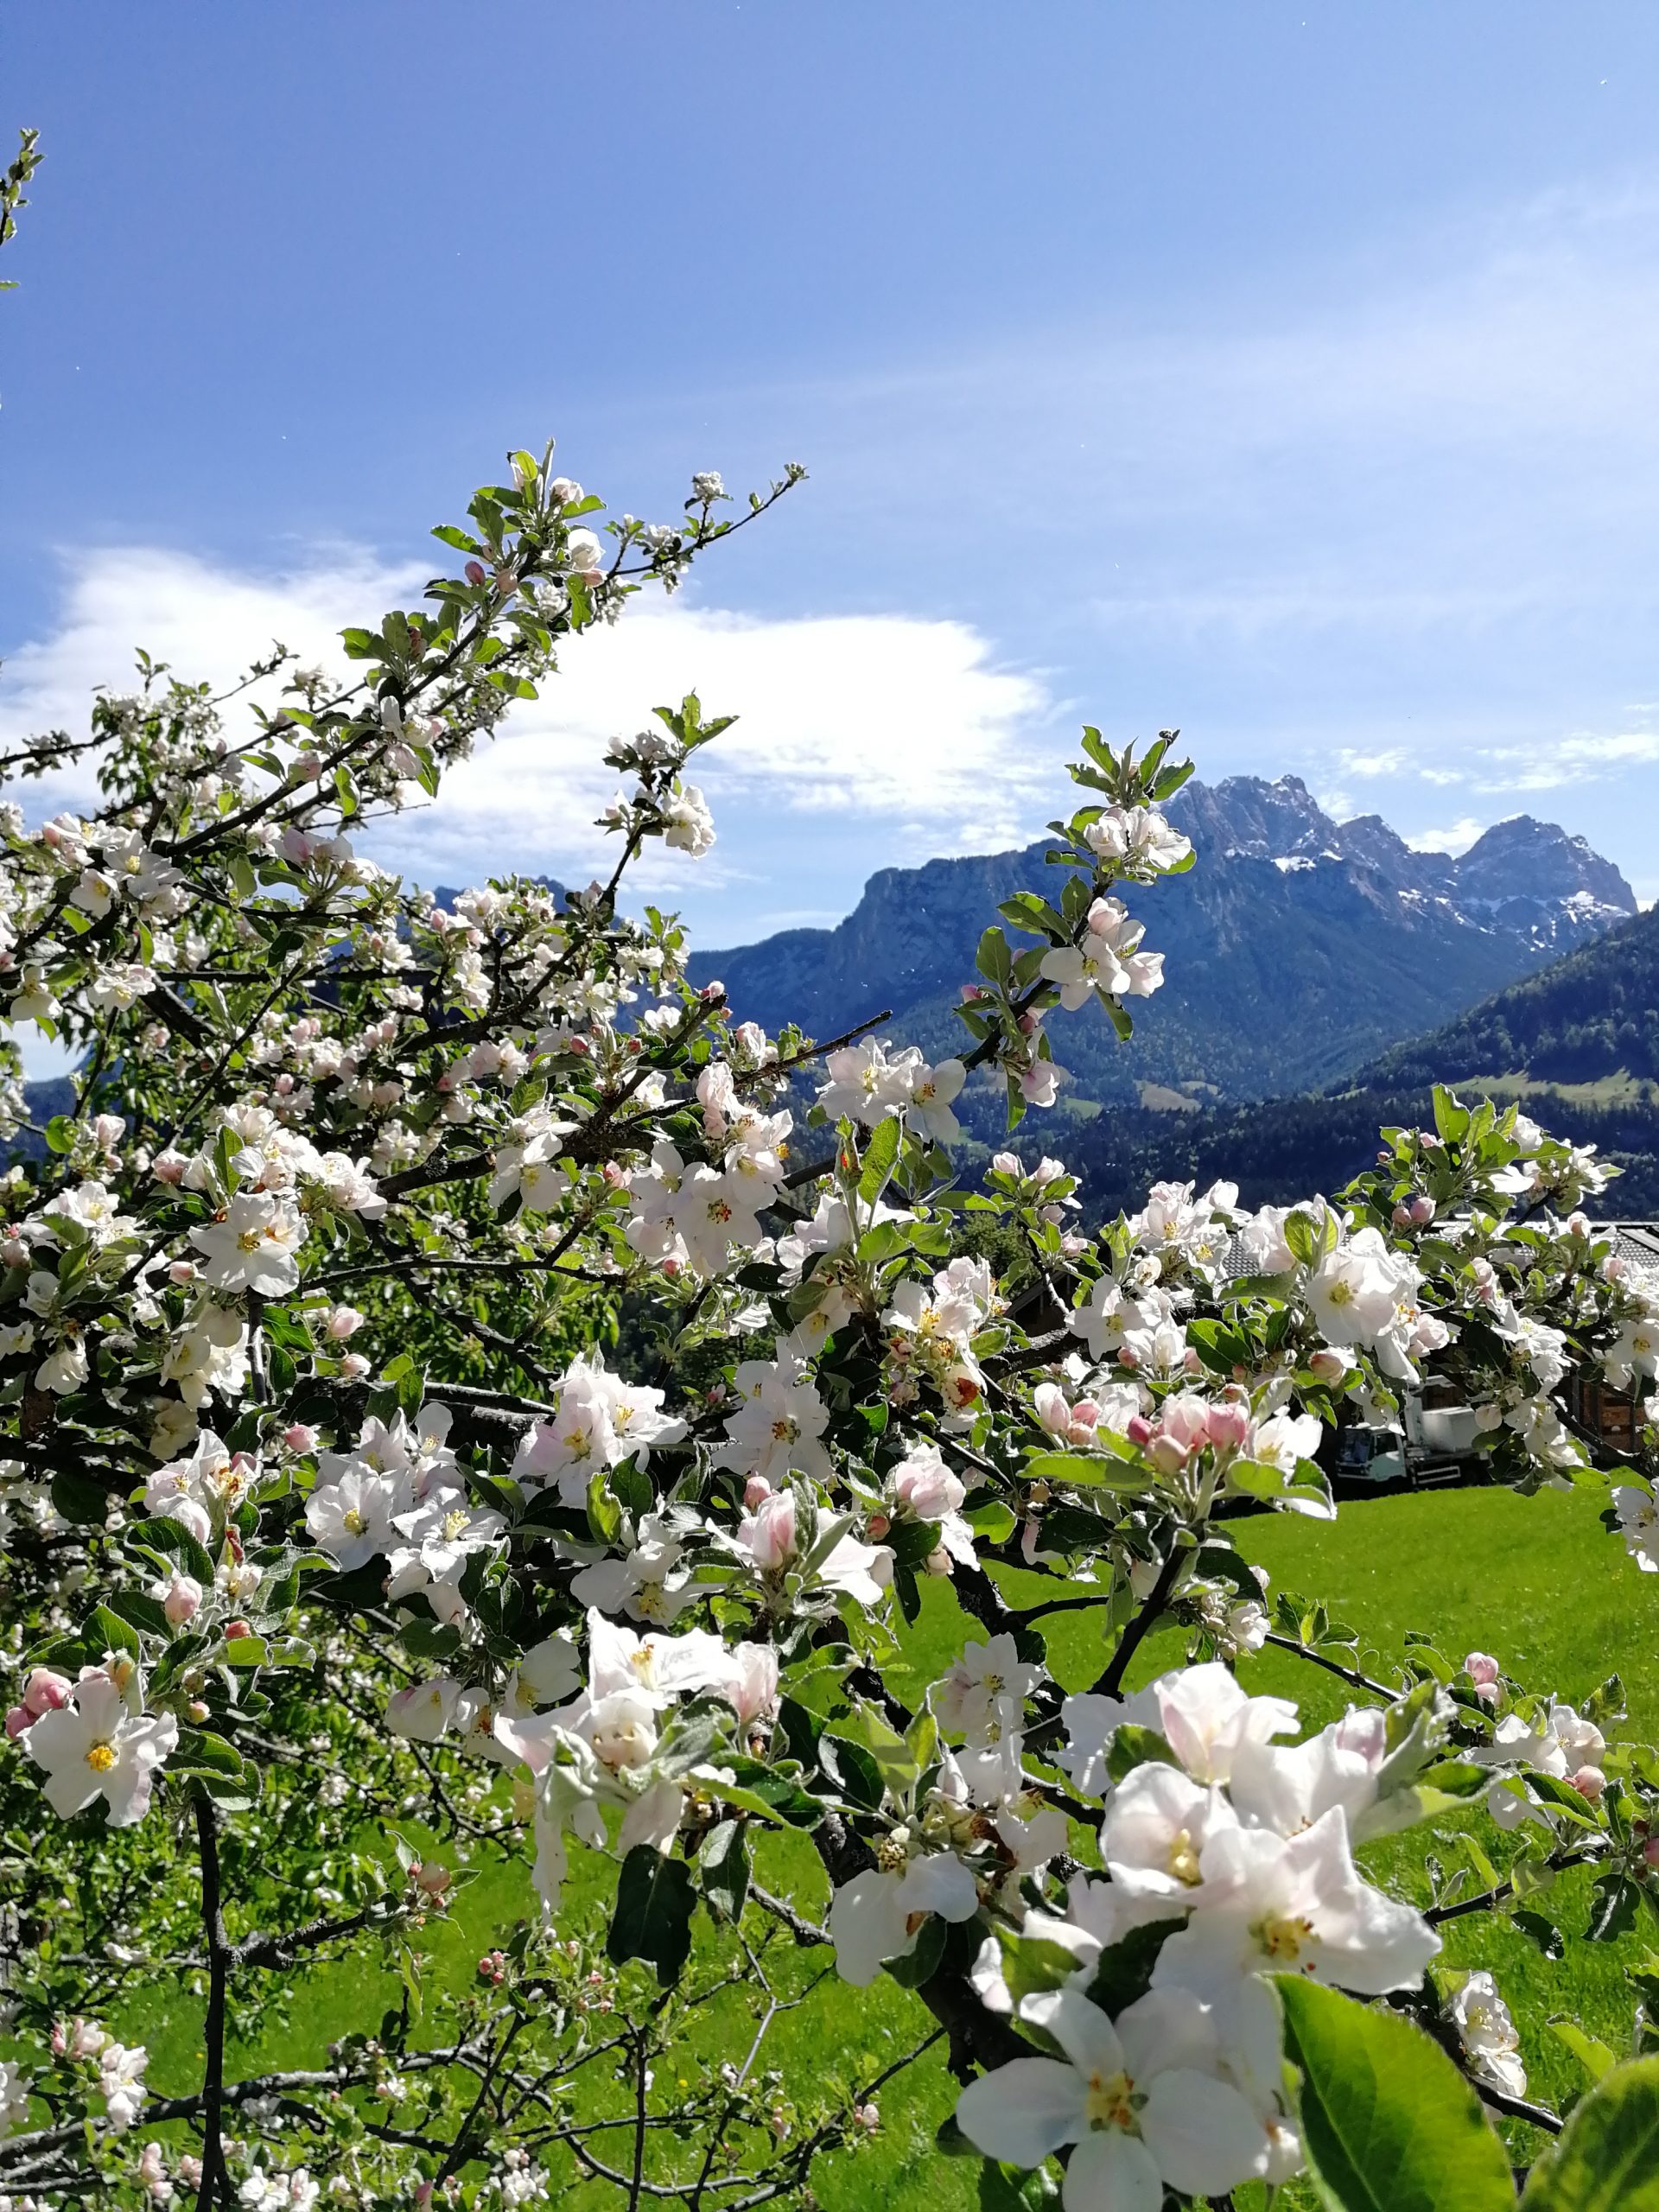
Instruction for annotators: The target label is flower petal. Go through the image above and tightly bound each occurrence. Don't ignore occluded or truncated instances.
[1059,2128,1163,2212]
[1141,2069,1272,2196]
[955,2058,1085,2167]
[1020,1988,1124,2082]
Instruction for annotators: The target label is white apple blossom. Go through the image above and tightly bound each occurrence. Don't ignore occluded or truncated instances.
[1151,1806,1440,2000]
[955,1986,1268,2209]
[828,1848,979,1986]
[190,1191,305,1295]
[24,1672,179,1826]
[1449,1971,1527,2099]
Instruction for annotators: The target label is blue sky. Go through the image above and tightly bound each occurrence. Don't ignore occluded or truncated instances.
[7,2,1659,954]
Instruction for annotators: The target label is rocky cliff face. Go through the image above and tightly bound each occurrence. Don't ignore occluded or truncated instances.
[689,778,1637,1109]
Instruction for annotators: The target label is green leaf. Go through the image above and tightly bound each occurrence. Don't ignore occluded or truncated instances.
[995,1926,1085,2008]
[883,1910,948,1989]
[51,1467,112,1527]
[606,1846,696,1986]
[174,1727,247,1778]
[857,1114,900,1204]
[977,2159,1060,2211]
[1520,2056,1659,2209]
[1511,1908,1563,1959]
[586,1467,622,1549]
[1104,1725,1181,1785]
[697,1819,750,1922]
[1277,1978,1515,2212]
[1588,1872,1641,1942]
[842,1703,918,1800]
[975,925,1013,987]
[131,1514,216,1586]
[1020,1447,1148,1494]
[1548,2017,1617,2083]
[90,1604,142,1658]
[820,1733,886,1812]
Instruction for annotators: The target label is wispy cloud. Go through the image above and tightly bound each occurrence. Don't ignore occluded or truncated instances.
[0,547,1061,917]
[1405,817,1490,856]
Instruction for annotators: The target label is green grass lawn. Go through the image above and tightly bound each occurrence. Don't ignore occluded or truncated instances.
[122,1477,1656,2208]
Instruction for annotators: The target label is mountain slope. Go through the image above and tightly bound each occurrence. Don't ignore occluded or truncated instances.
[690,778,1636,1107]
[1061,895,1659,1221]
[1360,899,1659,1090]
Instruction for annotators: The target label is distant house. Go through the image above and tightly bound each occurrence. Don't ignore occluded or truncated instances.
[1221,1218,1659,1486]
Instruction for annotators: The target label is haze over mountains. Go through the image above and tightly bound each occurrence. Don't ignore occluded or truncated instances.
[690,775,1637,1112]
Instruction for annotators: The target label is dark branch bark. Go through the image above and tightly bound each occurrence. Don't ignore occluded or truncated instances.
[193,1793,234,2212]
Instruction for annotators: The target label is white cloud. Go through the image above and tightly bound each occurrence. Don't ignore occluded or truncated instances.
[0,547,1058,899]
[1463,728,1659,792]
[1405,817,1489,856]
[1332,747,1411,780]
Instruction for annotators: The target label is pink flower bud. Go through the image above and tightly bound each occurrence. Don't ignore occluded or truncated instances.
[924,1546,952,1576]
[991,1151,1023,1177]
[1408,1195,1436,1225]
[168,1260,197,1284]
[466,561,486,585]
[339,1351,371,1380]
[743,1475,773,1509]
[866,1512,892,1540]
[1391,1204,1413,1229]
[739,1489,798,1571]
[1205,1402,1252,1452]
[1126,1414,1154,1446]
[1307,1347,1348,1382]
[162,1574,203,1626]
[1570,1764,1605,1803]
[49,2022,67,2056]
[284,1423,318,1452]
[4,1705,31,1738]
[225,1618,253,1643]
[22,1667,72,1717]
[325,1305,364,1341]
[1464,1651,1500,1687]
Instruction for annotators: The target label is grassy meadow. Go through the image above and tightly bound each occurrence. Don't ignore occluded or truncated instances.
[119,1477,1655,2209]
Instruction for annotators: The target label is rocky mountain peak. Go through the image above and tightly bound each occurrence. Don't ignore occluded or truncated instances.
[1166,772,1336,861]
[1452,815,1636,918]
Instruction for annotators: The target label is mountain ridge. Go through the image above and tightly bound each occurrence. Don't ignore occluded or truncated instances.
[688,774,1636,1109]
